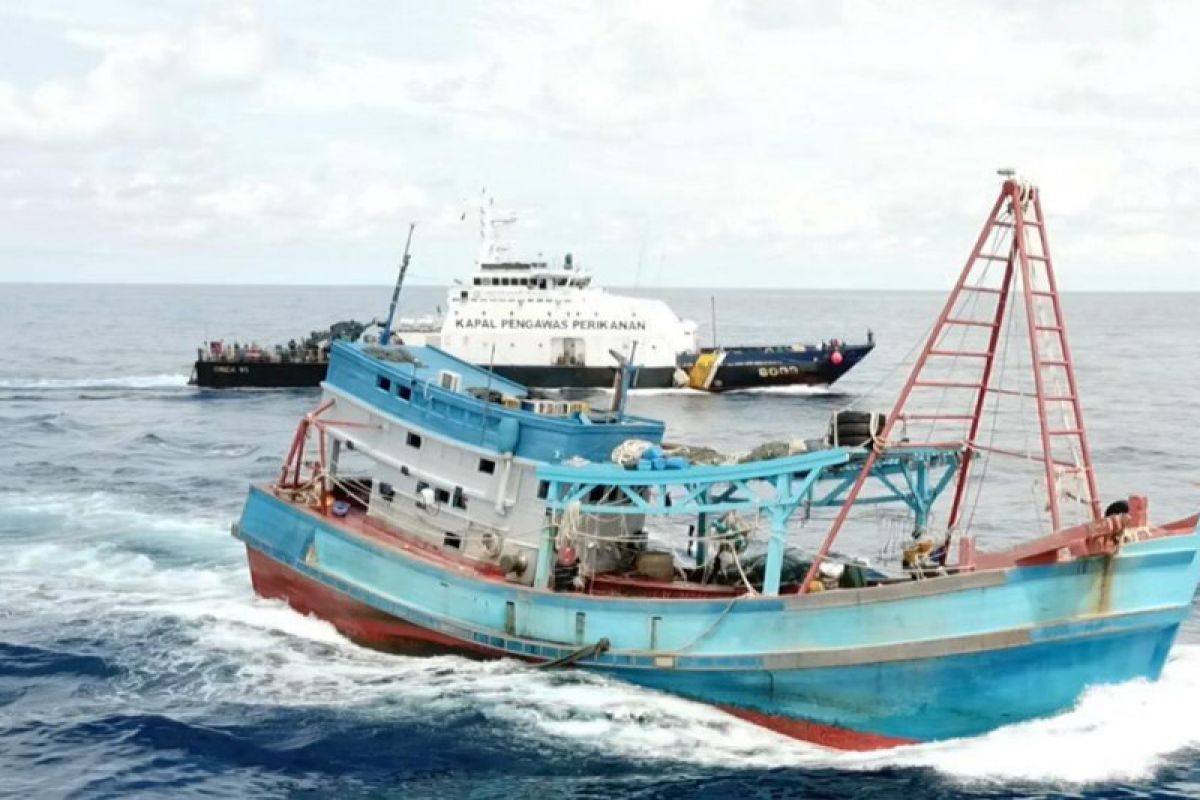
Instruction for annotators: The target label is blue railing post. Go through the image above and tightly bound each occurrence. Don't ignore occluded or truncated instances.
[914,458,930,534]
[763,511,787,595]
[763,474,791,595]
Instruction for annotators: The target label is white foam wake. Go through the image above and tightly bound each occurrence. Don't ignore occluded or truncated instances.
[2,490,1197,786]
[867,647,1200,783]
[0,373,190,390]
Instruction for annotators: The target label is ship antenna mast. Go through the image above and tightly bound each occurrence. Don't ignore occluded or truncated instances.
[380,222,416,346]
[476,189,520,265]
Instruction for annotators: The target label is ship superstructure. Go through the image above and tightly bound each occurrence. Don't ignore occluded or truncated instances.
[397,202,698,388]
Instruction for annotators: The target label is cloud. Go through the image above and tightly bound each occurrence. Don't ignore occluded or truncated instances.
[0,6,269,143]
[2,1,1199,288]
[186,7,269,85]
[79,169,426,242]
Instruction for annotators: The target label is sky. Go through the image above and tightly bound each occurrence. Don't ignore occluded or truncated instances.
[0,0,1197,290]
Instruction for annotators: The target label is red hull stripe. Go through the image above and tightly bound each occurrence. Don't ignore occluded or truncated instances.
[247,546,916,750]
[248,547,502,658]
[717,705,916,751]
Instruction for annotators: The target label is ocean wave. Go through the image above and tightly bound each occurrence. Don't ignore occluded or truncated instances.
[0,374,190,390]
[0,410,87,435]
[136,433,259,458]
[2,493,1199,787]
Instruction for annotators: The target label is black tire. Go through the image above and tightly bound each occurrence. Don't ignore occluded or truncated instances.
[833,411,880,425]
[835,422,877,438]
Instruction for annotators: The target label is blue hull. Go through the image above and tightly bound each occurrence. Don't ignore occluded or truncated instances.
[235,486,1200,749]
[612,617,1180,743]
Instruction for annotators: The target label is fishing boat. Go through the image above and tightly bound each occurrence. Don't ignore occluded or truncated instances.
[233,177,1199,749]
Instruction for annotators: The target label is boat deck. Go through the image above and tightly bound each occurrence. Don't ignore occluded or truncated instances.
[312,488,752,600]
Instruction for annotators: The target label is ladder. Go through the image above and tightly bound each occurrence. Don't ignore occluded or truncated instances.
[801,178,1101,590]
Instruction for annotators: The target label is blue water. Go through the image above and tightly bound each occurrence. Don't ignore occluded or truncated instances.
[2,284,1199,798]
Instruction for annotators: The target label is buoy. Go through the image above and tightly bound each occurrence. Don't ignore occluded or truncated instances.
[831,351,844,365]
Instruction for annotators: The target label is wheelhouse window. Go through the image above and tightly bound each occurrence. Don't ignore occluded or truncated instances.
[407,432,422,448]
[478,458,496,474]
[377,375,391,392]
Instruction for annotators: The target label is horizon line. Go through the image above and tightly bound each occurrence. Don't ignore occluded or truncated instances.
[1,281,1193,294]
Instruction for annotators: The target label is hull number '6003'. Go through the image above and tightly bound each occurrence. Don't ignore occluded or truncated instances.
[758,366,803,377]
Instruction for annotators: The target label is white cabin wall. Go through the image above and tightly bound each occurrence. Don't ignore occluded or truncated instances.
[319,388,547,584]
[317,386,656,584]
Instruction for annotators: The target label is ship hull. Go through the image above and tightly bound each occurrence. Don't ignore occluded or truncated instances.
[191,347,871,392]
[490,364,679,389]
[678,343,874,392]
[190,360,678,390]
[235,487,1200,750]
[191,360,327,389]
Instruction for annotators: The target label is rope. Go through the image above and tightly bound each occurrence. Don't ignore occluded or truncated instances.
[673,594,743,653]
[727,544,759,596]
[536,637,610,668]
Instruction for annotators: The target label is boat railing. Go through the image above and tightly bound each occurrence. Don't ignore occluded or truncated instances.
[196,343,327,364]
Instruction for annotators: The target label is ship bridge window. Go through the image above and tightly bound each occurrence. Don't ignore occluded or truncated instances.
[478,458,496,474]
[407,432,422,449]
[377,375,391,392]
[473,277,481,286]
[397,384,412,401]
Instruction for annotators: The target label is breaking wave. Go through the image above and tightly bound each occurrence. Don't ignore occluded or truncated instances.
[136,432,259,458]
[0,374,190,390]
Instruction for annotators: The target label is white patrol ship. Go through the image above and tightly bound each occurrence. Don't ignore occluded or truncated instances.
[395,203,698,389]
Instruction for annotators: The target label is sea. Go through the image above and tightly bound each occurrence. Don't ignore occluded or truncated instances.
[1,283,1198,799]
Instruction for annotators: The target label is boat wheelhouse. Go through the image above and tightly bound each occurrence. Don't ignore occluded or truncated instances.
[234,178,1200,749]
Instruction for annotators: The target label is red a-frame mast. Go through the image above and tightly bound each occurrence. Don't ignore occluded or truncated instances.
[803,177,1101,589]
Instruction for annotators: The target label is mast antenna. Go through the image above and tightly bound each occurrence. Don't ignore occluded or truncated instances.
[380,222,416,346]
